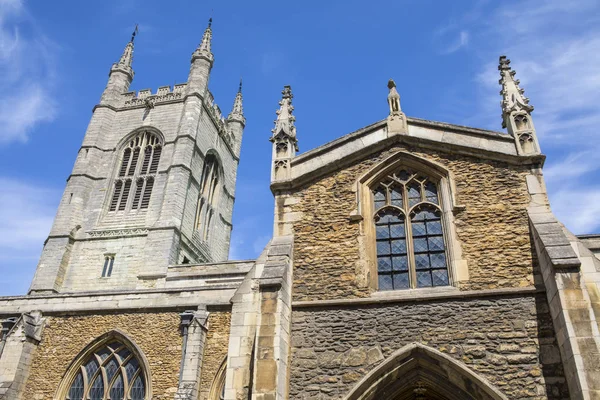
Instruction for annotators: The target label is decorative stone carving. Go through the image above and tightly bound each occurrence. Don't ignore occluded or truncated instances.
[498,55,540,155]
[87,228,149,238]
[386,79,408,135]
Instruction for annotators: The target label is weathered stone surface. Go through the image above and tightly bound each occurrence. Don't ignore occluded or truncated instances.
[289,143,536,302]
[22,312,182,400]
[290,295,569,400]
[198,312,231,400]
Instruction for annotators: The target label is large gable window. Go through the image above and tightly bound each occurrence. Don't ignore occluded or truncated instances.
[109,131,162,213]
[373,169,449,290]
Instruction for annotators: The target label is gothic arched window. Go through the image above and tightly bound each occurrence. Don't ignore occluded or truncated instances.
[195,154,220,241]
[61,337,149,400]
[109,131,162,212]
[373,169,449,290]
[209,359,227,400]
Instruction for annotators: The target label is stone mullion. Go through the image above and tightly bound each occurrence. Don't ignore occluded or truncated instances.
[403,184,417,289]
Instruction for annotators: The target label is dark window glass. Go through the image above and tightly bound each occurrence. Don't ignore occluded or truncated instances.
[66,341,146,400]
[375,208,407,291]
[372,170,448,291]
[68,372,84,400]
[411,207,448,288]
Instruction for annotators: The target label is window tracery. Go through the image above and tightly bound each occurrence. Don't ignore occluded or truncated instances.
[109,131,162,212]
[195,154,220,241]
[64,340,147,400]
[372,169,449,290]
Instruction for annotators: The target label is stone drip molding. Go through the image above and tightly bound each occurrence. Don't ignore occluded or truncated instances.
[122,84,187,108]
[87,228,149,238]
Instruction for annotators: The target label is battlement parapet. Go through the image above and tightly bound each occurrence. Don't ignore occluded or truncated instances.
[122,84,187,108]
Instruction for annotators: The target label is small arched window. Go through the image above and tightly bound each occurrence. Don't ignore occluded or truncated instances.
[195,154,220,241]
[62,339,148,400]
[373,169,449,290]
[109,131,162,212]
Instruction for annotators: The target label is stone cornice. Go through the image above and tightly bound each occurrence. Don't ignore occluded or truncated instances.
[0,286,237,316]
[271,120,545,193]
[292,286,542,309]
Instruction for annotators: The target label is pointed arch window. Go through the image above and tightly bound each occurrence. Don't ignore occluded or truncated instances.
[109,131,162,213]
[373,169,449,290]
[195,154,220,241]
[62,338,148,400]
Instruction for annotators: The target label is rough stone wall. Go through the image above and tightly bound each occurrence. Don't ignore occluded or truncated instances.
[198,312,231,400]
[290,295,569,400]
[290,143,534,301]
[21,312,181,400]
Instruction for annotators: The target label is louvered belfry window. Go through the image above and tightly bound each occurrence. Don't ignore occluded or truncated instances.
[373,169,449,290]
[195,155,220,241]
[109,131,162,212]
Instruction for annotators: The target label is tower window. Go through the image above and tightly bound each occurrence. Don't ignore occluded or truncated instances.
[372,169,449,290]
[110,131,162,213]
[195,154,221,241]
[101,255,115,277]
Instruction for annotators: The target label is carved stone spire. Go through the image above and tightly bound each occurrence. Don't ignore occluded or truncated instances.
[386,79,407,135]
[112,26,137,77]
[498,56,540,155]
[192,18,214,65]
[270,85,298,182]
[228,78,244,121]
[271,86,298,146]
[227,78,245,156]
[101,27,136,104]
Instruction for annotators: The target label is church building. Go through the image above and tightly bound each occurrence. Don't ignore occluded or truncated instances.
[1,20,600,400]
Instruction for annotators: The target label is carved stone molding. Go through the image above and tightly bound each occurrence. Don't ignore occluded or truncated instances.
[87,228,149,238]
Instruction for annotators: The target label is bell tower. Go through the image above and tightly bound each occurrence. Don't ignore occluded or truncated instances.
[29,21,244,295]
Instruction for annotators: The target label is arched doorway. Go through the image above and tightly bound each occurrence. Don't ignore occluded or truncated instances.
[344,343,508,400]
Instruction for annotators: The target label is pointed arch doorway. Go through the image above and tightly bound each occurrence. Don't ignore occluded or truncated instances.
[344,343,508,400]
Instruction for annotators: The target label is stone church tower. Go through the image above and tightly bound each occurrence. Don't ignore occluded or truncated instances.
[29,21,244,294]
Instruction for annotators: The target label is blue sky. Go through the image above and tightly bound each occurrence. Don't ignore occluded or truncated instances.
[1,0,599,296]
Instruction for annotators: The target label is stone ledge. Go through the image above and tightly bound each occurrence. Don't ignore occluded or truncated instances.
[292,287,542,309]
[528,210,581,269]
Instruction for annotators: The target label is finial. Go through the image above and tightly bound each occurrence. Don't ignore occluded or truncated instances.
[497,55,539,155]
[387,79,396,89]
[228,79,245,121]
[271,85,298,151]
[192,17,214,63]
[131,24,139,43]
[498,55,533,126]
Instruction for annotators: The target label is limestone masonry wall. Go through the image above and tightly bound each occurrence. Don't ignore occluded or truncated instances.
[198,312,231,400]
[22,312,181,400]
[290,295,568,399]
[290,143,534,301]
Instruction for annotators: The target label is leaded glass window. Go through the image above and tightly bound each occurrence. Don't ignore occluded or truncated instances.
[110,131,162,213]
[372,169,449,290]
[65,341,146,400]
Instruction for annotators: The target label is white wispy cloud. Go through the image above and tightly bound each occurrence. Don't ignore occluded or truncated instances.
[0,177,59,295]
[0,0,58,144]
[438,0,600,234]
[0,177,58,251]
[442,31,469,54]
